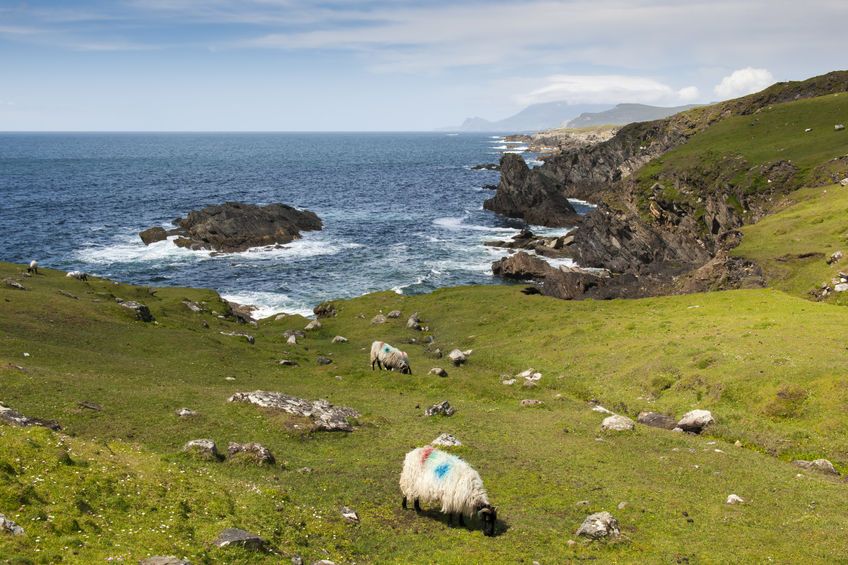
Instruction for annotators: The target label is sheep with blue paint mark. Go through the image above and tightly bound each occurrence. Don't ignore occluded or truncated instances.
[370,341,411,374]
[400,446,497,535]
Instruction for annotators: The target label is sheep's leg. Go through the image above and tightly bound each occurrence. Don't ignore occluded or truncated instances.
[414,498,421,512]
[459,514,466,527]
[402,496,407,510]
[371,359,376,371]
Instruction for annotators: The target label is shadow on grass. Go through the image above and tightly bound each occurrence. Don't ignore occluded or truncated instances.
[407,507,510,537]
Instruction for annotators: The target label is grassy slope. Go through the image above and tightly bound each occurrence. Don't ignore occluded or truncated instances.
[4,267,848,563]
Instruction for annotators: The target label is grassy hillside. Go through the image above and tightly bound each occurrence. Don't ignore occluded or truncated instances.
[4,265,848,562]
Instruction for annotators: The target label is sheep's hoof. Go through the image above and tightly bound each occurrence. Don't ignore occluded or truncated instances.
[414,499,422,512]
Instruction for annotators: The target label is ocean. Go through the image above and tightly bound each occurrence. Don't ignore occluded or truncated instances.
[0,132,590,317]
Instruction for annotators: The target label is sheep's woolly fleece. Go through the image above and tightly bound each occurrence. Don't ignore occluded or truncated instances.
[371,341,409,371]
[400,446,489,517]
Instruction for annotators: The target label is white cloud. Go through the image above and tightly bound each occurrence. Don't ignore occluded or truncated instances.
[517,75,699,106]
[677,86,700,102]
[713,67,774,99]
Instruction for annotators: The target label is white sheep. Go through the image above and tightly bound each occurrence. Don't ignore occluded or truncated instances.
[66,271,89,281]
[400,446,497,535]
[370,341,411,374]
[27,260,38,275]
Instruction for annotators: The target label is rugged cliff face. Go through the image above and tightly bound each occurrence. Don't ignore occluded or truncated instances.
[487,70,848,299]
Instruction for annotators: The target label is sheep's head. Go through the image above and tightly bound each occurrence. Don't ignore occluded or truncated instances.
[399,362,411,375]
[477,504,497,536]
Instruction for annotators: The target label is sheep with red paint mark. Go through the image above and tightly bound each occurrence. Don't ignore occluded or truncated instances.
[370,341,411,374]
[400,446,497,535]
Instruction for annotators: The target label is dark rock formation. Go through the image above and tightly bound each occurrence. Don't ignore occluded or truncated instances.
[116,299,155,322]
[140,202,322,253]
[637,411,677,430]
[313,301,337,318]
[471,163,500,171]
[0,403,61,431]
[212,528,267,551]
[484,154,580,227]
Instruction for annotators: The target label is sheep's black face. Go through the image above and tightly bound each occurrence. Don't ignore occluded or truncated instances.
[478,505,497,536]
[400,364,411,375]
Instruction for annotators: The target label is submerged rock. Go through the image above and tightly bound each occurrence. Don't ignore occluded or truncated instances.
[139,227,168,245]
[141,202,322,253]
[228,391,360,432]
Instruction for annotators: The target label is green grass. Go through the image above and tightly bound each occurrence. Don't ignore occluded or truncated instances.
[5,265,848,562]
[734,183,848,298]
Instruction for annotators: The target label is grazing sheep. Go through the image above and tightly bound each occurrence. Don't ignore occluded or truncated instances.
[66,271,88,281]
[400,446,497,535]
[370,341,411,374]
[27,260,38,275]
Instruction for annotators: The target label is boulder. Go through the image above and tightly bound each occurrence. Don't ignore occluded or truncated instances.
[182,300,204,312]
[283,329,305,339]
[331,335,348,344]
[637,411,677,430]
[432,433,462,447]
[371,314,387,325]
[0,514,25,536]
[0,403,61,431]
[407,313,422,330]
[836,124,845,131]
[316,356,333,365]
[212,528,267,551]
[448,349,467,366]
[228,391,360,432]
[827,250,843,265]
[304,320,322,331]
[387,310,402,318]
[183,439,220,460]
[429,367,448,378]
[140,557,190,565]
[313,301,337,318]
[471,163,500,171]
[601,414,635,431]
[146,202,322,253]
[3,278,26,290]
[425,401,455,417]
[340,506,359,523]
[176,408,198,418]
[676,409,714,433]
[576,511,620,539]
[726,494,744,505]
[116,299,155,322]
[793,458,839,475]
[139,226,168,245]
[484,154,580,227]
[287,335,297,345]
[227,442,275,465]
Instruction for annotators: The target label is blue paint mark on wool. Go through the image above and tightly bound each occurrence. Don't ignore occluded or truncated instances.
[435,463,450,479]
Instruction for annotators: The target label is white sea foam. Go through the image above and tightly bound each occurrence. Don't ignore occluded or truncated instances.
[491,145,508,150]
[446,133,459,136]
[525,158,545,167]
[568,197,597,208]
[432,215,520,235]
[220,290,313,319]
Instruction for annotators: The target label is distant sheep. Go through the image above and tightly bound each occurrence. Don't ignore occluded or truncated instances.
[27,260,38,275]
[66,271,88,281]
[370,341,411,374]
[400,446,497,535]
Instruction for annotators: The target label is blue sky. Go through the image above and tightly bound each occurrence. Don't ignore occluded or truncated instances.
[1,0,847,131]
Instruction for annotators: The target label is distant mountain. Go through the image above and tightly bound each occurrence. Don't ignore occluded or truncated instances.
[566,103,701,128]
[441,101,611,132]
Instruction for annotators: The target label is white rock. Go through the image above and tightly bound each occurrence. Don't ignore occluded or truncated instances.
[448,349,467,366]
[520,399,543,407]
[287,335,297,345]
[304,320,322,331]
[835,283,848,292]
[576,511,620,539]
[0,514,24,536]
[432,433,462,447]
[793,458,839,475]
[676,409,714,433]
[176,408,197,417]
[502,378,516,385]
[340,506,359,523]
[591,405,614,415]
[726,494,744,504]
[601,415,635,431]
[332,335,348,343]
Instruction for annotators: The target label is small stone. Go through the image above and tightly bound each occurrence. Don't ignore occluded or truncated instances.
[676,409,714,434]
[522,380,537,388]
[502,378,516,385]
[183,439,220,460]
[371,314,387,325]
[332,336,348,344]
[735,440,742,447]
[827,250,843,265]
[176,408,197,418]
[116,299,155,322]
[304,319,322,331]
[317,356,333,365]
[0,514,25,536]
[313,561,336,565]
[432,433,462,447]
[279,359,298,366]
[387,310,402,318]
[520,399,543,407]
[275,314,288,321]
[726,494,744,505]
[429,367,448,377]
[287,335,297,345]
[3,279,26,291]
[835,124,845,131]
[448,349,467,366]
[575,500,590,506]
[291,557,304,565]
[220,331,255,344]
[841,178,848,187]
[835,283,848,292]
[227,442,275,465]
[617,501,628,510]
[637,411,677,430]
[793,459,839,475]
[225,376,236,381]
[591,404,614,415]
[212,528,267,551]
[340,506,359,523]
[283,329,305,339]
[566,539,576,547]
[425,400,455,417]
[78,400,103,411]
[407,313,422,330]
[576,511,620,539]
[601,414,635,431]
[140,557,190,565]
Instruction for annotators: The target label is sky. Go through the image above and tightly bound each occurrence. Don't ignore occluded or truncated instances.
[1,0,847,131]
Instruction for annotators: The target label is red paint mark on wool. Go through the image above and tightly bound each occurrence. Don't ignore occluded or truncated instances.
[420,446,434,465]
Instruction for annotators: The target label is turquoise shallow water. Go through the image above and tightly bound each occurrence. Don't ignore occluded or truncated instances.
[0,132,589,316]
